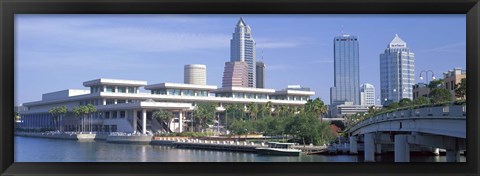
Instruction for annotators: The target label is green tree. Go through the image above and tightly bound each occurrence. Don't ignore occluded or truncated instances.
[85,104,97,132]
[429,88,452,104]
[72,104,96,132]
[194,102,216,132]
[428,79,444,90]
[386,102,399,110]
[152,109,174,133]
[455,78,466,100]
[398,98,412,107]
[413,96,430,106]
[304,98,328,119]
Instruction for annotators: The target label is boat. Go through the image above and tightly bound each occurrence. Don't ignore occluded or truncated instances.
[256,142,302,156]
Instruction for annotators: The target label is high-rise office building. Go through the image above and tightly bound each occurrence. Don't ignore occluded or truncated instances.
[330,34,360,106]
[184,64,206,85]
[360,83,375,106]
[230,17,256,88]
[255,61,265,88]
[380,34,415,105]
[222,61,249,88]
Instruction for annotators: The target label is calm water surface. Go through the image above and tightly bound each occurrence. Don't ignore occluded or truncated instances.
[14,136,465,162]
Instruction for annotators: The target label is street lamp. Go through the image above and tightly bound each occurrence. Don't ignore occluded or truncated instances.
[419,70,436,84]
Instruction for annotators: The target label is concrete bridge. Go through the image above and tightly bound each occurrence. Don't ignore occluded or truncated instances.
[347,104,466,162]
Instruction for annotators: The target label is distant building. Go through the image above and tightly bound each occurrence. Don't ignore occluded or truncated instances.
[255,61,265,88]
[380,34,415,105]
[222,61,249,88]
[443,67,466,100]
[184,64,207,85]
[330,34,360,106]
[360,83,375,106]
[231,17,256,88]
[329,102,382,118]
[412,83,430,100]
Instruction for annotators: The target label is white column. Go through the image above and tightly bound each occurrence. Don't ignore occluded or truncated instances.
[364,133,375,162]
[103,99,106,105]
[446,150,461,162]
[133,110,138,133]
[114,86,118,93]
[179,111,183,133]
[433,148,440,156]
[394,135,410,162]
[142,109,147,134]
[103,85,106,92]
[375,144,382,154]
[349,136,358,154]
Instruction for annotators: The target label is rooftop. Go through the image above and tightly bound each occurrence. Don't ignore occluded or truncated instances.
[144,82,217,90]
[83,78,147,87]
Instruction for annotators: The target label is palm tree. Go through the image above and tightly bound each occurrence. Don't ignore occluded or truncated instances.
[152,109,174,133]
[247,102,259,121]
[85,104,97,132]
[265,101,273,117]
[72,106,84,132]
[49,106,68,131]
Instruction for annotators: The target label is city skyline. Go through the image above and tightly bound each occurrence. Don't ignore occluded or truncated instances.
[15,14,466,105]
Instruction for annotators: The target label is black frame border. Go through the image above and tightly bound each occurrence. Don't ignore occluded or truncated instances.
[1,0,479,175]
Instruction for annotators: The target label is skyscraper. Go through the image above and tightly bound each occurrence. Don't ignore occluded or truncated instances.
[184,64,206,85]
[222,61,249,88]
[360,83,375,106]
[380,34,415,105]
[230,17,256,88]
[330,34,360,106]
[255,61,265,88]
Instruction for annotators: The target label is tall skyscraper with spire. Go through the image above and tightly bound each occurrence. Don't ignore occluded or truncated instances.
[230,17,257,88]
[380,34,415,105]
[330,34,360,106]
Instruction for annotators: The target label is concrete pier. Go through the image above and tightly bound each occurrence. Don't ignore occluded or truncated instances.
[349,136,358,154]
[364,133,375,162]
[394,135,410,162]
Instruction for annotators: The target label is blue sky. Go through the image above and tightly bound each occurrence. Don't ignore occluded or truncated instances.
[14,14,466,105]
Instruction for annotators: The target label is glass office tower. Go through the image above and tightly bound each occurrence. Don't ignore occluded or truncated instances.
[230,17,257,88]
[380,34,415,105]
[330,34,360,106]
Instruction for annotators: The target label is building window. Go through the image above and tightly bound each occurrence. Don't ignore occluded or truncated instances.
[128,87,135,93]
[120,111,125,118]
[112,111,117,118]
[106,99,114,105]
[105,112,110,119]
[111,125,117,132]
[117,100,126,104]
[118,87,126,93]
[106,86,115,92]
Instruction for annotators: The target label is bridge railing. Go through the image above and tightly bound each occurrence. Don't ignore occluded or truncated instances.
[348,104,466,133]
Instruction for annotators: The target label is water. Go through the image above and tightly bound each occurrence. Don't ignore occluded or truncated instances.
[14,136,465,162]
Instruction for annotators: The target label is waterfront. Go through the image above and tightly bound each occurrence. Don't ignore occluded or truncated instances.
[14,136,465,162]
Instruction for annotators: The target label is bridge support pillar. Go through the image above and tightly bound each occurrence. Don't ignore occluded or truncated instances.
[375,144,382,154]
[446,150,460,162]
[364,133,375,162]
[394,135,410,162]
[349,136,358,154]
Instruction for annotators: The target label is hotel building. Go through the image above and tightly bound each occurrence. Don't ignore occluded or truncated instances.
[18,78,314,134]
[380,34,415,105]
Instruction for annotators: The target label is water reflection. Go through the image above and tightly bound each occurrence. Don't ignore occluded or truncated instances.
[15,136,465,162]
